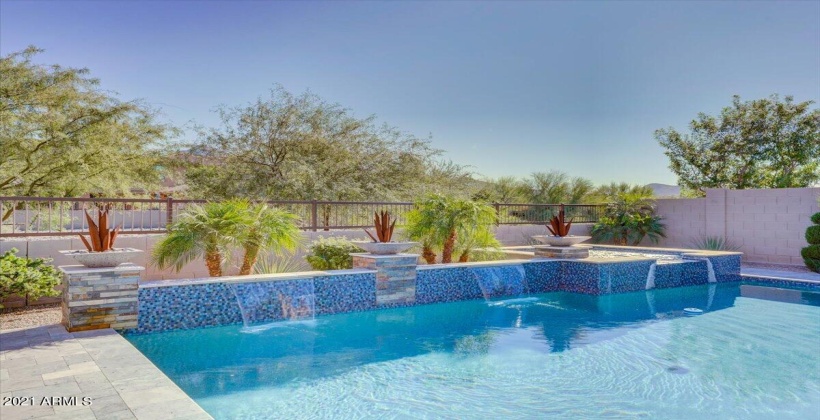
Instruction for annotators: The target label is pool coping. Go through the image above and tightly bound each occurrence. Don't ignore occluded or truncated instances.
[0,326,212,420]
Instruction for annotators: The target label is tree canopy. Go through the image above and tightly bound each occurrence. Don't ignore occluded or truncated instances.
[185,86,471,201]
[0,46,174,197]
[655,94,820,194]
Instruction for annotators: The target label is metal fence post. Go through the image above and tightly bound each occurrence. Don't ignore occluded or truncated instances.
[166,197,173,230]
[311,200,318,232]
[493,202,500,226]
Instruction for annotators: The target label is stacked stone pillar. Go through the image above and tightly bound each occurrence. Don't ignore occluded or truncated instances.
[352,254,419,305]
[59,264,143,332]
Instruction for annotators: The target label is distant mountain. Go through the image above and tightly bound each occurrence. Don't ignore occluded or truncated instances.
[646,183,681,198]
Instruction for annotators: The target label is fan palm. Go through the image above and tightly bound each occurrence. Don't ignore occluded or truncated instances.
[238,203,302,275]
[591,192,666,246]
[152,200,248,277]
[405,194,497,264]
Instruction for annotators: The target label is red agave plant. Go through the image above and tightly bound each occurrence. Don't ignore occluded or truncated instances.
[78,207,122,252]
[546,209,573,237]
[364,210,396,243]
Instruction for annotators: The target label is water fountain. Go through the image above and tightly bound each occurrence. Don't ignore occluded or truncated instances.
[645,263,657,290]
[472,265,529,300]
[230,281,316,326]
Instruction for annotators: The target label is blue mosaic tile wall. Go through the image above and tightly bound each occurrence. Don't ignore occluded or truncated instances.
[416,267,483,304]
[741,276,820,292]
[706,254,742,283]
[138,283,243,333]
[135,251,745,333]
[598,260,655,294]
[558,261,600,294]
[653,261,708,289]
[523,261,561,293]
[314,273,376,315]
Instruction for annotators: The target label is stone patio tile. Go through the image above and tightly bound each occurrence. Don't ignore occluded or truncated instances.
[118,385,193,408]
[62,353,94,366]
[97,364,157,383]
[1,377,44,392]
[1,327,212,420]
[88,394,130,416]
[42,375,76,386]
[74,372,115,393]
[40,361,100,381]
[0,405,55,419]
[109,375,176,393]
[6,360,68,379]
[12,381,82,400]
[131,398,210,420]
[100,409,137,419]
[39,407,96,420]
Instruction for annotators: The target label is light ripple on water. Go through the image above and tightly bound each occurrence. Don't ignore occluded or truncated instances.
[194,297,820,420]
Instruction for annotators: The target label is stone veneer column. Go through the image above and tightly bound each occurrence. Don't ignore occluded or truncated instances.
[59,264,143,332]
[351,253,419,305]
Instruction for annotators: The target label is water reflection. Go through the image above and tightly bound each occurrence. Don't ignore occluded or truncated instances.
[126,283,818,399]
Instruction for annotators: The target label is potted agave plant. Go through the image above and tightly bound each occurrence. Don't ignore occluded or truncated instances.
[352,211,417,255]
[532,207,590,247]
[60,207,143,268]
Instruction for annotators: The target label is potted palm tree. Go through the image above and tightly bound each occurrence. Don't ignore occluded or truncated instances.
[60,207,143,268]
[352,211,417,255]
[152,200,301,277]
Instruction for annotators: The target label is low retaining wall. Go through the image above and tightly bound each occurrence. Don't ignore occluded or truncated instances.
[132,249,741,334]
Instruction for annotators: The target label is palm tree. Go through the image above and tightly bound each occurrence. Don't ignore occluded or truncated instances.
[405,194,497,264]
[151,200,248,277]
[590,192,666,246]
[238,203,301,275]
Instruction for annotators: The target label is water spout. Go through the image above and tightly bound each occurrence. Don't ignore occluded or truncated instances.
[705,259,717,283]
[230,281,316,327]
[472,265,528,300]
[645,263,657,290]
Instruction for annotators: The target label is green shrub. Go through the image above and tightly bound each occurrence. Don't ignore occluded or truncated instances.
[253,254,310,274]
[806,225,820,245]
[305,237,364,270]
[590,193,666,246]
[801,245,820,260]
[688,236,741,251]
[0,248,61,308]
[803,212,820,273]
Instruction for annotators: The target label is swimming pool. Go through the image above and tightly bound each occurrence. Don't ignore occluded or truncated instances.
[126,283,820,419]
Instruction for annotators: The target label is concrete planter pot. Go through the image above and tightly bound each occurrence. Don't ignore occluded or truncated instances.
[351,241,418,255]
[531,235,591,247]
[59,248,144,268]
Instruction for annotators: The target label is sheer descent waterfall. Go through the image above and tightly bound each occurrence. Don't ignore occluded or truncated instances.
[472,265,529,300]
[230,281,316,326]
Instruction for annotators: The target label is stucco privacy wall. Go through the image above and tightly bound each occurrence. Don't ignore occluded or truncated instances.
[0,224,589,283]
[650,188,820,265]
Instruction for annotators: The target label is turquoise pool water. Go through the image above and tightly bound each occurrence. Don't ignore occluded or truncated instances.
[126,283,820,419]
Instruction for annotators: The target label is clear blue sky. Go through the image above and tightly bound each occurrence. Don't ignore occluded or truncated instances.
[2,1,818,185]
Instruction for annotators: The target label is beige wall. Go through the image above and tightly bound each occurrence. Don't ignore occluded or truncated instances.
[650,188,820,265]
[0,224,583,286]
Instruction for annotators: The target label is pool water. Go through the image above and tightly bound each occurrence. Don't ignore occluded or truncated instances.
[125,284,820,419]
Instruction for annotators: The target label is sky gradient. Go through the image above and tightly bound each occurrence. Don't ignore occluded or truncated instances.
[2,0,818,185]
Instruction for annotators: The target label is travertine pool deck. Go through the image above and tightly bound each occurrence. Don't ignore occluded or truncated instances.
[0,325,210,420]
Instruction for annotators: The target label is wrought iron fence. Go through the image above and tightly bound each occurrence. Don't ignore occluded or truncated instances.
[0,197,606,237]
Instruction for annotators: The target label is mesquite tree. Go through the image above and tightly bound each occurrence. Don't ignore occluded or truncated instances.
[655,94,820,195]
